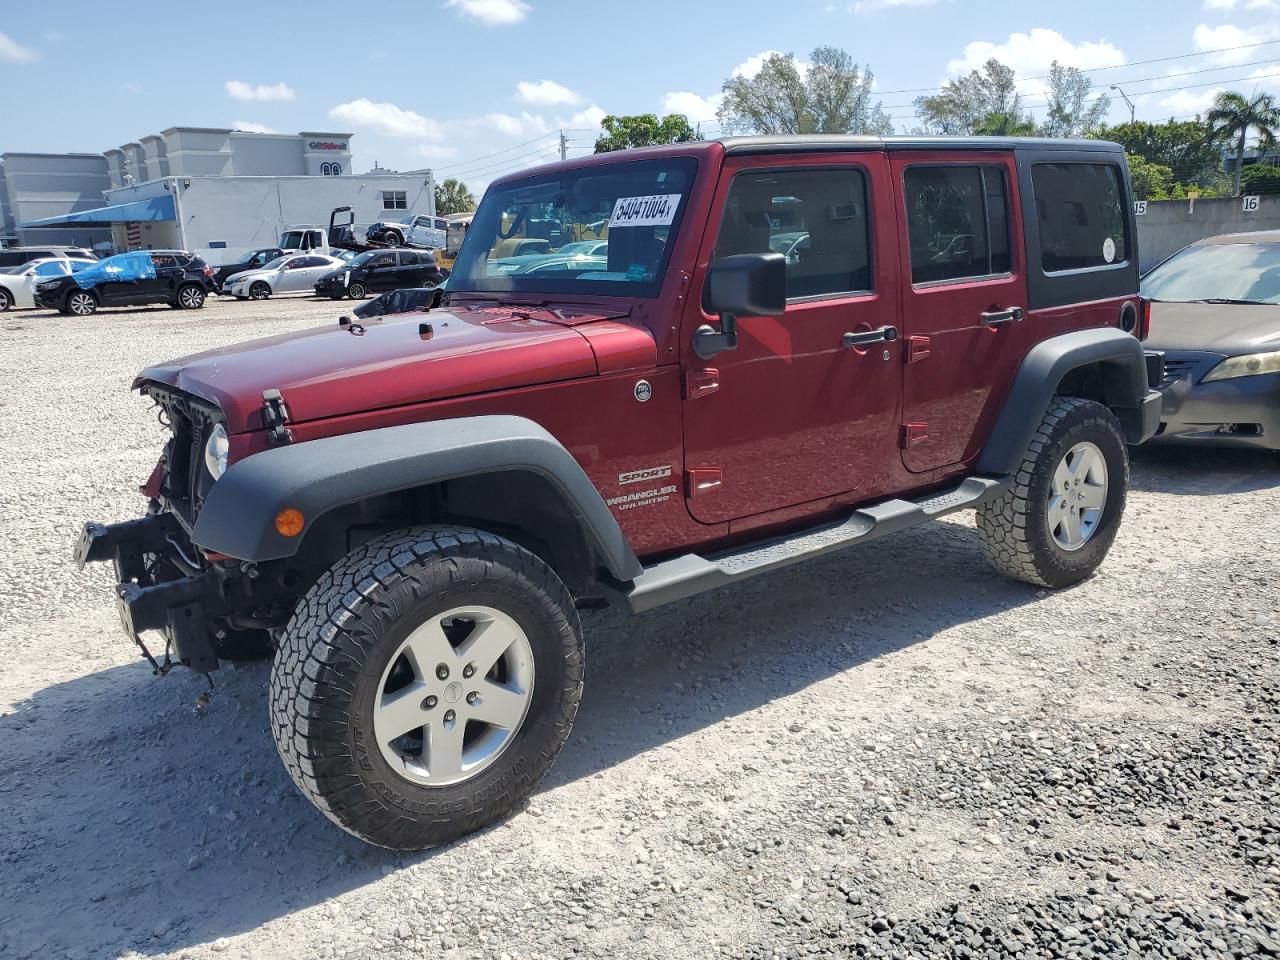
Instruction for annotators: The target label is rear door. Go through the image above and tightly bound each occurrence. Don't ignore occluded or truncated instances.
[681,153,904,524]
[146,253,184,302]
[891,152,1028,473]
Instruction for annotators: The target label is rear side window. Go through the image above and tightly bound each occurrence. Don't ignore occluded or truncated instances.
[398,251,420,265]
[903,165,1010,285]
[1032,163,1127,272]
[713,167,872,300]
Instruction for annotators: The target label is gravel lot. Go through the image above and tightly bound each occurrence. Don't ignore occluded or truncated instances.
[0,295,1277,960]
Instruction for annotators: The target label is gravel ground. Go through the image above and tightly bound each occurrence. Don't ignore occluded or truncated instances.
[0,295,1277,960]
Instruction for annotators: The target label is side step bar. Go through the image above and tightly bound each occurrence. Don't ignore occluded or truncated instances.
[609,475,1010,614]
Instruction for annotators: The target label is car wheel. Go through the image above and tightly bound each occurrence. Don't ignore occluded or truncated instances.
[66,290,97,316]
[270,525,583,849]
[976,397,1128,589]
[0,288,11,311]
[249,282,271,301]
[381,231,403,246]
[347,282,367,300]
[176,284,206,310]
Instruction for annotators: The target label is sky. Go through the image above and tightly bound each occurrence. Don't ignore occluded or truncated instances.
[2,0,1278,196]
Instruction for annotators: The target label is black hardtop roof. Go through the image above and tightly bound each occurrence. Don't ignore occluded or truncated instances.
[718,135,1124,155]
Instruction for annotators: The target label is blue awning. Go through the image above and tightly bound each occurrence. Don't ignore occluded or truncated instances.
[23,195,175,227]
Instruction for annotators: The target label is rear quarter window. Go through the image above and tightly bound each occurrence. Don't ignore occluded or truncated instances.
[1032,163,1128,273]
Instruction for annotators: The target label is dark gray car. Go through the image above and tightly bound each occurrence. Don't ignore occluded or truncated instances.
[1142,231,1280,450]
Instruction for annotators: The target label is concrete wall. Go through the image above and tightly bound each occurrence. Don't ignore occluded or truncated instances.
[0,152,113,248]
[104,174,434,263]
[1135,195,1280,272]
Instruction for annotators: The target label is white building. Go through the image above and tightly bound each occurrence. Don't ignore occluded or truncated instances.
[4,127,435,263]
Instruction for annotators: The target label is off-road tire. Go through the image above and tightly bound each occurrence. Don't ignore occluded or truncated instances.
[347,281,367,300]
[381,231,403,246]
[270,525,583,849]
[976,397,1128,589]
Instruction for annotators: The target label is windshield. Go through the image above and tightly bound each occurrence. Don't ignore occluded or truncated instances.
[279,231,310,249]
[450,157,697,298]
[258,256,289,271]
[236,249,265,264]
[1142,241,1280,305]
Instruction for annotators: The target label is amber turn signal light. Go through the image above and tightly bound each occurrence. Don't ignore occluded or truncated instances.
[274,508,305,537]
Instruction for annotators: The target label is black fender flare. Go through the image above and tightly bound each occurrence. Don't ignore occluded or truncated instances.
[976,327,1161,476]
[190,415,643,580]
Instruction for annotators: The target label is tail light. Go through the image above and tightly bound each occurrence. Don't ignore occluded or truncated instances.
[1138,297,1152,341]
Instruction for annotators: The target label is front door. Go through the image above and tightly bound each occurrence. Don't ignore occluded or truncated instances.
[891,153,1029,473]
[364,252,398,291]
[681,156,903,525]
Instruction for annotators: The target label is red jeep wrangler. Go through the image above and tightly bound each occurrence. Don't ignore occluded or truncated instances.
[75,136,1161,849]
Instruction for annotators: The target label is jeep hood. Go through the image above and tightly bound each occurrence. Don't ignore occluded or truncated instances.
[137,305,640,433]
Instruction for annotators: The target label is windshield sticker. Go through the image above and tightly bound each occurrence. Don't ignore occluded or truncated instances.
[609,194,682,228]
[1102,237,1116,263]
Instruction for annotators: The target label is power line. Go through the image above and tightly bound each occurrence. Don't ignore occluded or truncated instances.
[433,132,561,174]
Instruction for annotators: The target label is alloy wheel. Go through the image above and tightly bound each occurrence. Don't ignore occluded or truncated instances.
[180,287,204,308]
[373,605,535,787]
[1047,441,1108,551]
[69,293,95,316]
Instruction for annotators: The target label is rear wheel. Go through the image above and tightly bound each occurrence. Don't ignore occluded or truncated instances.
[270,526,583,849]
[66,290,97,316]
[249,282,270,301]
[977,397,1128,588]
[176,284,206,309]
[347,281,367,300]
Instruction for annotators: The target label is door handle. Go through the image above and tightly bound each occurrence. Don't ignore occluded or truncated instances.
[980,306,1024,328]
[842,325,898,349]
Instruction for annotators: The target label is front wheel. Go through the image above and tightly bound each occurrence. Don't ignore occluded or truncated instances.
[347,281,367,300]
[270,526,583,849]
[381,231,403,246]
[249,282,270,301]
[66,290,97,316]
[977,397,1129,588]
[0,288,11,311]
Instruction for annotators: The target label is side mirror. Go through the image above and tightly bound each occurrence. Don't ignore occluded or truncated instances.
[695,252,787,359]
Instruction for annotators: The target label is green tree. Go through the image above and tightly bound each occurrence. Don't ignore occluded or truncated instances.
[1241,164,1280,195]
[915,59,1030,135]
[1039,62,1109,138]
[594,114,699,153]
[434,178,475,216]
[717,46,893,135]
[1125,154,1176,200]
[1207,91,1280,195]
[1095,119,1225,187]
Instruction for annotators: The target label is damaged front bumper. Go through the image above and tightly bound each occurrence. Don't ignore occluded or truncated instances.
[75,514,222,673]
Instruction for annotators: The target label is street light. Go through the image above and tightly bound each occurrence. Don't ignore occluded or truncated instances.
[1110,85,1136,124]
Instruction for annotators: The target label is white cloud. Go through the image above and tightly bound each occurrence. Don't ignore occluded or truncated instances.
[0,31,38,63]
[569,105,607,129]
[329,98,447,139]
[733,50,784,79]
[1192,21,1280,65]
[416,144,460,160]
[233,121,278,134]
[445,0,530,25]
[123,81,142,94]
[225,80,295,102]
[477,111,551,137]
[946,28,1125,78]
[515,79,581,106]
[1203,0,1280,9]
[662,91,722,124]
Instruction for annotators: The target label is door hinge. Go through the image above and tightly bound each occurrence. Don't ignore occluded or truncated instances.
[900,422,929,449]
[686,467,723,497]
[906,335,932,364]
[684,368,720,400]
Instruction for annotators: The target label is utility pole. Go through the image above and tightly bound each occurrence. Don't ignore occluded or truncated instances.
[1110,85,1135,125]
[559,129,568,161]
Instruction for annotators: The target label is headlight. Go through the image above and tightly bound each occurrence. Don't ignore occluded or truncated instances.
[1202,350,1280,382]
[204,423,229,480]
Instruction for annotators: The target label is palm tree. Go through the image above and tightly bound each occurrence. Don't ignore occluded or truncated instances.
[434,178,476,216]
[1206,91,1280,196]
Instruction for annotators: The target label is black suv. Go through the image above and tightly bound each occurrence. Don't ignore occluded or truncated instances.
[313,248,447,300]
[35,250,215,316]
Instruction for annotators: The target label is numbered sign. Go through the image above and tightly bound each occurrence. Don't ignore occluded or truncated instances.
[1243,195,1261,212]
[1133,201,1148,216]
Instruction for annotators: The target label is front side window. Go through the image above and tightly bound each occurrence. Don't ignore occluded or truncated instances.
[712,167,872,300]
[382,191,408,210]
[1032,163,1127,273]
[904,165,1010,285]
[451,157,696,298]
